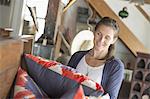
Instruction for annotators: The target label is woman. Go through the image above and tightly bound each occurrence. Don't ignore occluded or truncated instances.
[68,17,124,99]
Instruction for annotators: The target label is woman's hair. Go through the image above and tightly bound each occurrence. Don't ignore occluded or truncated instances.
[95,17,120,60]
[95,17,119,37]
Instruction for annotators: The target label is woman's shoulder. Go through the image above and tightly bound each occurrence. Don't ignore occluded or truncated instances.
[107,57,124,69]
[113,58,124,65]
[104,57,124,79]
[68,50,89,68]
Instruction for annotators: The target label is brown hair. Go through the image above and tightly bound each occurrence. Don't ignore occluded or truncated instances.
[95,17,120,60]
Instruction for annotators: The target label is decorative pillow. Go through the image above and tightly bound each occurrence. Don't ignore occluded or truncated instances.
[60,84,86,99]
[22,54,104,98]
[13,67,48,98]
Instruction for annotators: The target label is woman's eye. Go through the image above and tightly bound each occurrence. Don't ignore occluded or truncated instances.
[97,32,101,35]
[105,36,110,40]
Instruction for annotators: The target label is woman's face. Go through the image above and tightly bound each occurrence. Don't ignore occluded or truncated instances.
[93,25,117,51]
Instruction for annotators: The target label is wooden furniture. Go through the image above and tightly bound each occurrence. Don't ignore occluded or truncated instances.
[21,35,34,54]
[0,38,23,99]
[118,80,131,99]
[129,52,150,99]
[0,28,13,37]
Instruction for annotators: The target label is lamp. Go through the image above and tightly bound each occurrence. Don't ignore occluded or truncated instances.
[130,0,144,5]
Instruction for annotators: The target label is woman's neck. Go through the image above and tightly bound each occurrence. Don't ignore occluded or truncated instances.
[89,48,108,60]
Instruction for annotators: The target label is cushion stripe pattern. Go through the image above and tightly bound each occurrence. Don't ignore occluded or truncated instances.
[24,54,104,97]
[14,67,48,98]
[25,54,104,92]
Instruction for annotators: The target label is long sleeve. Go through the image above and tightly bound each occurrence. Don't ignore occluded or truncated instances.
[102,59,124,99]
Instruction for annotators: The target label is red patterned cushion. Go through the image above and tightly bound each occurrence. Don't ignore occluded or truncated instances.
[22,54,104,98]
[13,67,48,98]
[60,84,87,99]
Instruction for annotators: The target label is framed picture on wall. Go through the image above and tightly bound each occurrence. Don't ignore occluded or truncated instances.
[0,0,11,6]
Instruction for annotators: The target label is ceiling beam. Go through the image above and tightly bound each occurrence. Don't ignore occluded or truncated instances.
[144,0,150,4]
[63,0,76,12]
[135,5,150,22]
[87,0,150,56]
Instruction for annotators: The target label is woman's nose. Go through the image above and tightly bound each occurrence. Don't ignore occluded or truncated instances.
[99,36,105,43]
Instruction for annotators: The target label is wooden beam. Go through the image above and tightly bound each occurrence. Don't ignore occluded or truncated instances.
[54,2,65,60]
[87,0,150,56]
[27,7,38,31]
[63,0,76,12]
[144,0,150,4]
[54,31,62,60]
[135,5,150,22]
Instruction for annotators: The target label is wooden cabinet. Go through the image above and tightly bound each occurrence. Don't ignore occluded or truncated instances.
[21,35,34,54]
[0,38,23,98]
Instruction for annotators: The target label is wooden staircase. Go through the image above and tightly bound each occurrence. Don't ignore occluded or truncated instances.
[87,0,150,56]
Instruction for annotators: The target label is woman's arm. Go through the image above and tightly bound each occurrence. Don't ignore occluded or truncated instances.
[105,59,124,99]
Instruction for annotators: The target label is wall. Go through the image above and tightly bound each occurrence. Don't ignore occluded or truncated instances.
[10,0,25,37]
[0,0,25,38]
[115,39,136,68]
[142,4,150,48]
[0,4,12,27]
[105,0,150,51]
[63,0,89,38]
